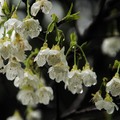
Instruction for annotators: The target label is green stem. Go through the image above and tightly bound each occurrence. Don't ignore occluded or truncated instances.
[116,64,120,74]
[55,25,60,45]
[74,46,77,65]
[99,81,103,92]
[27,0,30,17]
[99,77,108,91]
[3,26,6,38]
[80,42,87,48]
[54,24,60,45]
[77,45,88,63]
[44,31,48,43]
[24,49,39,68]
[14,0,22,12]
[66,46,72,57]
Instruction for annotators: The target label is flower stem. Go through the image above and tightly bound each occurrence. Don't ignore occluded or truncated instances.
[65,46,72,57]
[27,0,30,17]
[15,0,22,12]
[3,26,6,38]
[77,45,88,64]
[99,77,108,91]
[116,64,120,74]
[44,32,48,43]
[24,49,39,69]
[74,46,77,65]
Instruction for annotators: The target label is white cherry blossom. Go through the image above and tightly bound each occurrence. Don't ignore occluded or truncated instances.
[66,68,83,94]
[92,91,104,110]
[34,48,50,67]
[0,38,11,59]
[31,0,52,16]
[95,98,118,114]
[36,86,53,105]
[81,68,97,87]
[93,92,118,114]
[14,70,39,89]
[103,100,118,114]
[47,46,65,66]
[11,32,32,61]
[48,62,69,83]
[106,75,120,97]
[4,18,22,32]
[17,89,38,105]
[4,58,24,80]
[16,18,42,39]
[92,91,103,102]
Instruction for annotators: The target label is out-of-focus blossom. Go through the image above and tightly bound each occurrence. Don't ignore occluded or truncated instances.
[101,37,120,57]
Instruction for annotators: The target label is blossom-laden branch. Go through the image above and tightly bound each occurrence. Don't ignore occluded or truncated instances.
[1,0,120,120]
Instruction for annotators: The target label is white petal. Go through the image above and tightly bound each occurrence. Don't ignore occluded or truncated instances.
[17,18,42,39]
[41,0,52,14]
[36,87,53,105]
[31,1,40,16]
[106,77,120,97]
[17,89,38,105]
[4,18,22,31]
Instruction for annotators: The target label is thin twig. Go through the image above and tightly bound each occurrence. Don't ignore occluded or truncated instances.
[60,106,98,119]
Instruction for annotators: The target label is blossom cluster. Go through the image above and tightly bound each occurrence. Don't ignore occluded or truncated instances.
[6,109,41,120]
[0,0,54,106]
[0,0,98,107]
[15,69,53,105]
[93,91,118,114]
[93,73,120,114]
[1,0,120,116]
[34,43,97,94]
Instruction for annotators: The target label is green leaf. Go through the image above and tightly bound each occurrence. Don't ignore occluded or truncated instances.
[0,19,5,26]
[51,14,58,23]
[67,3,73,16]
[61,3,80,23]
[70,32,77,47]
[11,5,15,13]
[2,1,10,15]
[55,29,65,42]
[62,12,80,23]
[46,14,59,34]
[47,22,55,33]
[7,29,13,36]
[113,60,120,69]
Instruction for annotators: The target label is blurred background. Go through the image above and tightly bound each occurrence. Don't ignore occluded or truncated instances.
[1,0,120,119]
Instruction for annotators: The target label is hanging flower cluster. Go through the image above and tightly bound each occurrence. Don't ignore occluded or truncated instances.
[0,0,53,106]
[6,108,41,120]
[92,91,118,114]
[1,0,120,117]
[15,69,53,105]
[92,62,120,114]
[65,64,97,94]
